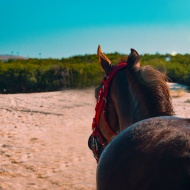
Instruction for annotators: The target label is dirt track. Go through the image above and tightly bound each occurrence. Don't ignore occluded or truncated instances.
[0,86,190,190]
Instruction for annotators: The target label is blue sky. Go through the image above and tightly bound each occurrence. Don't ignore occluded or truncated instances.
[1,0,190,58]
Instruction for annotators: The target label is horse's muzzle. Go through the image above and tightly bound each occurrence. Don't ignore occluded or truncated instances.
[88,135,93,150]
[88,135,105,162]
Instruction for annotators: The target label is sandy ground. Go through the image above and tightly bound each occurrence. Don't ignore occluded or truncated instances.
[0,84,190,190]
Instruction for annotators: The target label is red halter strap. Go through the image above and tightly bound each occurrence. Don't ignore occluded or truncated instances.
[91,62,127,161]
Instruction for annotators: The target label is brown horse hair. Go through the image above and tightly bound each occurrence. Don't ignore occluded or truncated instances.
[131,65,174,117]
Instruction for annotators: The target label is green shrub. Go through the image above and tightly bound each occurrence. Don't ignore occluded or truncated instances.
[0,53,190,93]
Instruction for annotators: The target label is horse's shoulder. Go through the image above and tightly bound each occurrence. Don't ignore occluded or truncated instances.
[132,117,190,153]
[101,116,190,161]
[129,116,190,134]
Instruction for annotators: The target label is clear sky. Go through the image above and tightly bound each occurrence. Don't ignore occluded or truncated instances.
[1,0,190,58]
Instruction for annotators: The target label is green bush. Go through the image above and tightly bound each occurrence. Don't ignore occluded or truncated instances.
[0,53,190,93]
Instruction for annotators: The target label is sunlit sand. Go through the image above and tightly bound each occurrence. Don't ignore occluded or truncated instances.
[0,84,189,189]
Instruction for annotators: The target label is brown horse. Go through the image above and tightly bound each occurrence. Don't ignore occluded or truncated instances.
[88,46,190,190]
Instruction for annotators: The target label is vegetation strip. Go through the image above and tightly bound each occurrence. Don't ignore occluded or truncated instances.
[0,53,190,93]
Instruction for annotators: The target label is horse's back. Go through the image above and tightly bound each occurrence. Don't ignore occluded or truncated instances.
[97,116,190,190]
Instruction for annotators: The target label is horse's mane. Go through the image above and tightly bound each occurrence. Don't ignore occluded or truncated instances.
[133,65,174,117]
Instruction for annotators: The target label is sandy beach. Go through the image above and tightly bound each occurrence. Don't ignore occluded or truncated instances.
[0,84,190,190]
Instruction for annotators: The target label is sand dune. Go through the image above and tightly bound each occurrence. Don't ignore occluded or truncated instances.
[0,85,190,190]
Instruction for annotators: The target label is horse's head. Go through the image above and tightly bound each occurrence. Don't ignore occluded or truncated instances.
[88,45,174,162]
[88,45,142,161]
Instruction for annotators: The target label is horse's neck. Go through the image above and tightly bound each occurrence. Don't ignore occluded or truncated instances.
[117,71,151,131]
[118,94,151,132]
[112,68,173,133]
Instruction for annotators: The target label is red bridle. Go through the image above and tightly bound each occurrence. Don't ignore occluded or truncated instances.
[91,62,127,162]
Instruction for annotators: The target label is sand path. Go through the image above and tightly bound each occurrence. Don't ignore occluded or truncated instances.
[0,85,190,190]
[0,89,96,190]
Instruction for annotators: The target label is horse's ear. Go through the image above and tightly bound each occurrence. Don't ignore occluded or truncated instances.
[127,48,140,69]
[97,45,112,75]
